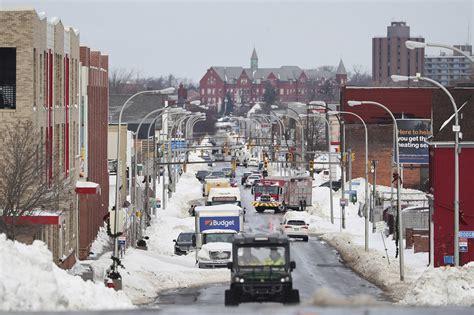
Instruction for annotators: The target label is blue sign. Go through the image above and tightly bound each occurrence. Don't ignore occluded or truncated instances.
[443,255,454,265]
[459,231,474,238]
[395,119,431,165]
[460,245,468,253]
[171,140,187,151]
[199,216,240,232]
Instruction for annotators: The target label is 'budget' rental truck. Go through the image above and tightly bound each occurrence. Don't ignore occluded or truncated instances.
[194,204,244,268]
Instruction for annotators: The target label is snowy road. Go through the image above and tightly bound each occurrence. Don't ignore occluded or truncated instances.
[151,165,388,307]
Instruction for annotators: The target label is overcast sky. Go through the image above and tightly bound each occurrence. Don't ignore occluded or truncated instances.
[1,0,473,82]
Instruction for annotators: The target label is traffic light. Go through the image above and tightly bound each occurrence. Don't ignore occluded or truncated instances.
[288,153,293,161]
[264,160,268,169]
[309,160,314,170]
[351,152,355,161]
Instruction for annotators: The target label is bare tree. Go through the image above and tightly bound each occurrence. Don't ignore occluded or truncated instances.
[348,65,372,86]
[0,121,72,240]
[109,68,137,94]
[305,116,327,162]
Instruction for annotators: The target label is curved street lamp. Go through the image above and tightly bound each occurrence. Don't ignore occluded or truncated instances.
[328,110,369,251]
[348,100,404,281]
[392,73,461,266]
[110,87,174,285]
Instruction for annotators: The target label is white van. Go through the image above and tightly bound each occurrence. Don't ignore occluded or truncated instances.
[207,187,241,207]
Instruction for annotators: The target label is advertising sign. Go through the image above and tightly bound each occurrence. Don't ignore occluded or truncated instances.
[199,216,240,232]
[396,119,431,164]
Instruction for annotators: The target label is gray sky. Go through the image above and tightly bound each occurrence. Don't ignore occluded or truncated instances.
[1,0,473,82]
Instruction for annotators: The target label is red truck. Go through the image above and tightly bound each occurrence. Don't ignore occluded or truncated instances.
[251,176,313,213]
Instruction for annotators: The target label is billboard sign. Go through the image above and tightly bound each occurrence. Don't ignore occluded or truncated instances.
[396,119,431,165]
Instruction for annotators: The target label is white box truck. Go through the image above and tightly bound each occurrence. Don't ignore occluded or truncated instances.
[194,204,244,268]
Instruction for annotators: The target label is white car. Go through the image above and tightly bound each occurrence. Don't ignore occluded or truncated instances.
[245,174,261,188]
[248,158,259,167]
[280,213,309,242]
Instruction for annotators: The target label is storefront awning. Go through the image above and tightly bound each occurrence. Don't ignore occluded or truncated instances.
[75,181,100,194]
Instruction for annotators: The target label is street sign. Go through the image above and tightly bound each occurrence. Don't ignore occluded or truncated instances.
[375,221,386,233]
[443,255,454,265]
[459,231,474,238]
[459,238,468,253]
[118,236,126,246]
[339,198,348,207]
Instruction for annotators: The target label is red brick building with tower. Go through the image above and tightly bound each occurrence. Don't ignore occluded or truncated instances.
[199,48,347,113]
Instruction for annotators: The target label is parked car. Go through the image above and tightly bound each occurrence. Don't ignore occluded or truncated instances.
[319,180,342,191]
[241,171,253,185]
[195,170,210,182]
[173,232,195,255]
[280,212,309,242]
[245,174,262,188]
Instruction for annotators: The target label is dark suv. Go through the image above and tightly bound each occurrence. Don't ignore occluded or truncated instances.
[195,170,210,182]
[173,232,195,255]
[225,234,299,305]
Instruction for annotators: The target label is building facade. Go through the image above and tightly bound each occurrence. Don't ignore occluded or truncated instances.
[199,49,347,112]
[372,21,425,84]
[340,86,433,189]
[0,9,81,267]
[425,45,472,86]
[76,47,109,260]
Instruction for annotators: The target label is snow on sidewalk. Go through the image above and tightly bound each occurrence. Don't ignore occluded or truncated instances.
[90,151,229,305]
[401,263,474,306]
[304,175,429,302]
[0,234,133,311]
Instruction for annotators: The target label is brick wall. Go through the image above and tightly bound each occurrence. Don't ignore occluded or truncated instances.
[345,124,422,188]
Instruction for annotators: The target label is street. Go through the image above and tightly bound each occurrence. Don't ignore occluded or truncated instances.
[151,164,387,307]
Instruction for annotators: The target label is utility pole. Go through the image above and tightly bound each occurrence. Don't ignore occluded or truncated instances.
[371,160,378,232]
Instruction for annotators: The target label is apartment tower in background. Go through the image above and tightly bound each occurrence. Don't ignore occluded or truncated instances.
[372,21,425,84]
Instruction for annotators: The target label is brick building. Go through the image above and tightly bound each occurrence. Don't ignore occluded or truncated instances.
[372,22,425,85]
[0,9,81,267]
[199,49,347,112]
[340,86,433,189]
[76,47,109,260]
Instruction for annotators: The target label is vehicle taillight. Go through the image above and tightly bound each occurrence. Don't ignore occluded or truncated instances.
[302,225,308,229]
[284,225,291,228]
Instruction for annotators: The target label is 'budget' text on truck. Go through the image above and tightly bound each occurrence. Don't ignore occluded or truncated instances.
[194,204,244,268]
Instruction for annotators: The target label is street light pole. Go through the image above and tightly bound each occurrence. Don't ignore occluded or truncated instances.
[111,87,174,286]
[392,73,461,266]
[329,110,369,251]
[302,113,334,225]
[348,100,404,281]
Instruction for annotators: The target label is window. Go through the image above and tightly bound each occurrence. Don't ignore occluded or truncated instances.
[0,48,16,109]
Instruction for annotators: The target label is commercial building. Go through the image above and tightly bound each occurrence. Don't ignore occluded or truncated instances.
[372,21,424,84]
[428,87,474,267]
[425,45,472,86]
[340,86,433,189]
[0,9,80,268]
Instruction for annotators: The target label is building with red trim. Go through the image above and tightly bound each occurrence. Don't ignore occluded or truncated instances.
[76,47,109,260]
[0,9,81,268]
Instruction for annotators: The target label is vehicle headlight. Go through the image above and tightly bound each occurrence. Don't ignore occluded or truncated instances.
[235,276,245,283]
[280,276,290,282]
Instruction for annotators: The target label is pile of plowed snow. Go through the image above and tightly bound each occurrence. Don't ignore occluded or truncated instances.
[0,234,133,311]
